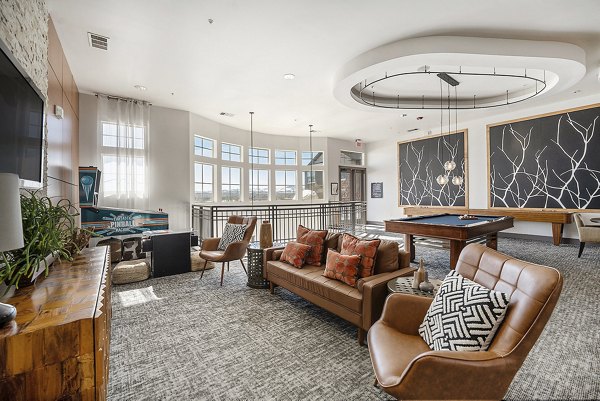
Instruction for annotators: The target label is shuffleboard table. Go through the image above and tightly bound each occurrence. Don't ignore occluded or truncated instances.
[384,213,514,269]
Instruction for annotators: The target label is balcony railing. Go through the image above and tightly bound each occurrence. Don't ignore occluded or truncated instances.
[192,201,367,242]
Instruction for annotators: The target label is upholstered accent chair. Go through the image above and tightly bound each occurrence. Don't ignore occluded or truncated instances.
[574,213,600,258]
[199,215,257,286]
[368,243,563,400]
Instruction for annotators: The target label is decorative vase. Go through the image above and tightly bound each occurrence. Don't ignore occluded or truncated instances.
[413,258,427,289]
[259,220,273,248]
[419,281,435,292]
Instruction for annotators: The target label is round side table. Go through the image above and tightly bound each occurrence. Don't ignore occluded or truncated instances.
[246,242,285,289]
[387,277,442,298]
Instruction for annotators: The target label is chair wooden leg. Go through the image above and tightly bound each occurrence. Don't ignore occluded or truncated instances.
[227,262,230,272]
[269,281,275,294]
[240,259,247,273]
[578,242,586,258]
[358,328,366,346]
[200,259,208,279]
[373,377,378,387]
[220,262,225,286]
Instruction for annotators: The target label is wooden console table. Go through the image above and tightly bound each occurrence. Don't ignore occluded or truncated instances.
[402,207,573,246]
[0,246,111,400]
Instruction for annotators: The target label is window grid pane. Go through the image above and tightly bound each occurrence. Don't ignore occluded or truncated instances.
[302,170,324,200]
[275,170,297,200]
[275,150,297,166]
[222,166,242,202]
[249,147,270,165]
[222,143,242,162]
[249,169,269,201]
[194,136,215,158]
[194,162,214,202]
[301,151,324,166]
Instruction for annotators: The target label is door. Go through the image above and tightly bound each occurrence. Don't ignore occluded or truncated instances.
[339,167,367,227]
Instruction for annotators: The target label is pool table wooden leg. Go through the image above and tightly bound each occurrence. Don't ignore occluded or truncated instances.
[404,234,415,262]
[450,240,467,270]
[486,233,498,250]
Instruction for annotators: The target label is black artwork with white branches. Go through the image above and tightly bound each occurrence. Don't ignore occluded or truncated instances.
[399,132,466,206]
[489,106,600,209]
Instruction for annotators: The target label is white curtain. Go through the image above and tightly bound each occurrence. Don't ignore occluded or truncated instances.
[97,95,150,210]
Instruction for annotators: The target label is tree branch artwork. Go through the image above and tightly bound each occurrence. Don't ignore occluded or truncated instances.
[490,109,600,209]
[399,133,466,206]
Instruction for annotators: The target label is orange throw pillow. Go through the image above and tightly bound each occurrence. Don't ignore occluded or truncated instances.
[280,241,312,268]
[297,225,328,266]
[340,233,381,278]
[323,250,362,287]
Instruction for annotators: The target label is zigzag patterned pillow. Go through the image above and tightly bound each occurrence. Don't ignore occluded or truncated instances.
[419,270,510,352]
[217,223,247,251]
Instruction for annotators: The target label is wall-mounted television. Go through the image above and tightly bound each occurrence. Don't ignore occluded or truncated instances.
[0,38,44,188]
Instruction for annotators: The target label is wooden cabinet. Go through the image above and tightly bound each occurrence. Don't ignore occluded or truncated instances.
[0,247,111,400]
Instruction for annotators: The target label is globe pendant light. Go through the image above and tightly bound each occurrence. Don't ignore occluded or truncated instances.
[436,174,449,185]
[452,175,463,186]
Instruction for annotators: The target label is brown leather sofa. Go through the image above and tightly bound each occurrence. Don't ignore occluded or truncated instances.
[264,237,414,344]
[368,243,563,400]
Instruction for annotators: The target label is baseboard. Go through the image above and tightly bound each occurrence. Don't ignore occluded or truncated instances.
[366,220,384,226]
[498,232,579,245]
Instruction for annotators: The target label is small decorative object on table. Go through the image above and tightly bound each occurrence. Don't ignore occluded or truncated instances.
[388,276,442,298]
[412,258,427,289]
[259,220,273,248]
[459,214,479,220]
[419,280,435,293]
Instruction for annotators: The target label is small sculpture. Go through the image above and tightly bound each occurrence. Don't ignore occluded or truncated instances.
[412,258,427,289]
[419,280,435,293]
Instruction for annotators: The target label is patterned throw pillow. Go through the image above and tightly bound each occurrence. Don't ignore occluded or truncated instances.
[340,233,380,278]
[297,225,328,266]
[122,237,146,261]
[280,241,312,268]
[322,250,362,287]
[419,270,511,352]
[217,223,247,251]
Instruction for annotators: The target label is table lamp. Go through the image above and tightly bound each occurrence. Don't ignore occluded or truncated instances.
[0,173,24,326]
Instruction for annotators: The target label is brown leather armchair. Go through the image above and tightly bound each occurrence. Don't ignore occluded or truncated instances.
[368,243,563,400]
[199,216,257,286]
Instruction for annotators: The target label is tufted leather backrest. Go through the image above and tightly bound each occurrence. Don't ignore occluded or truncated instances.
[227,215,257,242]
[456,244,562,358]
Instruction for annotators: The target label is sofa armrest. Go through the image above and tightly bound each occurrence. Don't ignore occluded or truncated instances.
[398,250,411,268]
[379,293,433,335]
[201,237,221,251]
[262,246,285,278]
[359,266,416,330]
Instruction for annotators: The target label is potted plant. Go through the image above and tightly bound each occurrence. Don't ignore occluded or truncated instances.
[0,190,89,292]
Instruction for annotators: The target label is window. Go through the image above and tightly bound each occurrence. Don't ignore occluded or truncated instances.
[275,170,297,200]
[222,166,241,202]
[222,143,242,162]
[275,150,296,166]
[100,122,146,198]
[340,150,364,166]
[302,170,324,200]
[249,147,270,164]
[194,162,214,202]
[194,136,215,157]
[301,151,324,166]
[249,169,269,201]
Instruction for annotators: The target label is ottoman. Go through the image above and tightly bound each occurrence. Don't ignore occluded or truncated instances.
[112,260,150,284]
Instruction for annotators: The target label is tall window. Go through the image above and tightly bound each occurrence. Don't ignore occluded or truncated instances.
[275,150,296,166]
[101,122,146,197]
[194,136,215,157]
[222,166,241,202]
[249,169,269,201]
[249,147,270,164]
[301,151,324,166]
[194,162,214,202]
[275,170,297,200]
[222,143,242,162]
[302,170,324,200]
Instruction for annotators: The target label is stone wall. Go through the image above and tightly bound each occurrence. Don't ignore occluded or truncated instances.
[0,0,48,97]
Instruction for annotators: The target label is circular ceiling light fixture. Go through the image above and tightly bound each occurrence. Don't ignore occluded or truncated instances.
[283,73,296,80]
[334,36,586,111]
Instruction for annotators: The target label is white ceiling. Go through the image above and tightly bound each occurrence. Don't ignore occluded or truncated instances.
[47,0,600,142]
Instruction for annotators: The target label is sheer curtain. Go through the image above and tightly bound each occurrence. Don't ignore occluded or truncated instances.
[97,95,150,210]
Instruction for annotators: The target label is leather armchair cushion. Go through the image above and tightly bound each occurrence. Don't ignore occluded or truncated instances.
[267,261,362,312]
[374,240,399,275]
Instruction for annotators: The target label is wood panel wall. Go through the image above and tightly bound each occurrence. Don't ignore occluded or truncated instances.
[47,17,79,202]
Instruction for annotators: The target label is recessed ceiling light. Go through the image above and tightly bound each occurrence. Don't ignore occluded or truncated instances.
[573,89,581,94]
[134,85,147,91]
[283,73,295,80]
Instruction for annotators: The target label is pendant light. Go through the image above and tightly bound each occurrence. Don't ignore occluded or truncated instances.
[436,79,449,186]
[250,111,254,206]
[309,124,314,204]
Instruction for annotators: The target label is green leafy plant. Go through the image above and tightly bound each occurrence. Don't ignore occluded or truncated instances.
[0,190,89,290]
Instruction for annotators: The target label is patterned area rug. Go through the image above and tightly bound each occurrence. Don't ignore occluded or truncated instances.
[109,238,599,400]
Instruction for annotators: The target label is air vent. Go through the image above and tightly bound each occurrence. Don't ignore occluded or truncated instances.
[219,112,234,117]
[88,32,109,50]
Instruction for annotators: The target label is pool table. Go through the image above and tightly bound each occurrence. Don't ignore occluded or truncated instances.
[384,214,514,269]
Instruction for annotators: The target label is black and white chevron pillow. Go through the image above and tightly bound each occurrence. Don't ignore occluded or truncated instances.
[419,270,510,352]
[217,223,247,251]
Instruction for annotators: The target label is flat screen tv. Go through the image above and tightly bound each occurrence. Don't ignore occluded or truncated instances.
[0,39,44,188]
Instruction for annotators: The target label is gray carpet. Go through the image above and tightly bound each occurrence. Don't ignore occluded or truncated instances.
[108,238,599,400]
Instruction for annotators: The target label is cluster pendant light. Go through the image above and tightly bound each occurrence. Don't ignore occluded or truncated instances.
[436,75,463,187]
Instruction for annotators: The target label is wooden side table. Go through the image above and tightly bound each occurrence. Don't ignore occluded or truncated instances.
[246,242,285,289]
[387,277,442,298]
